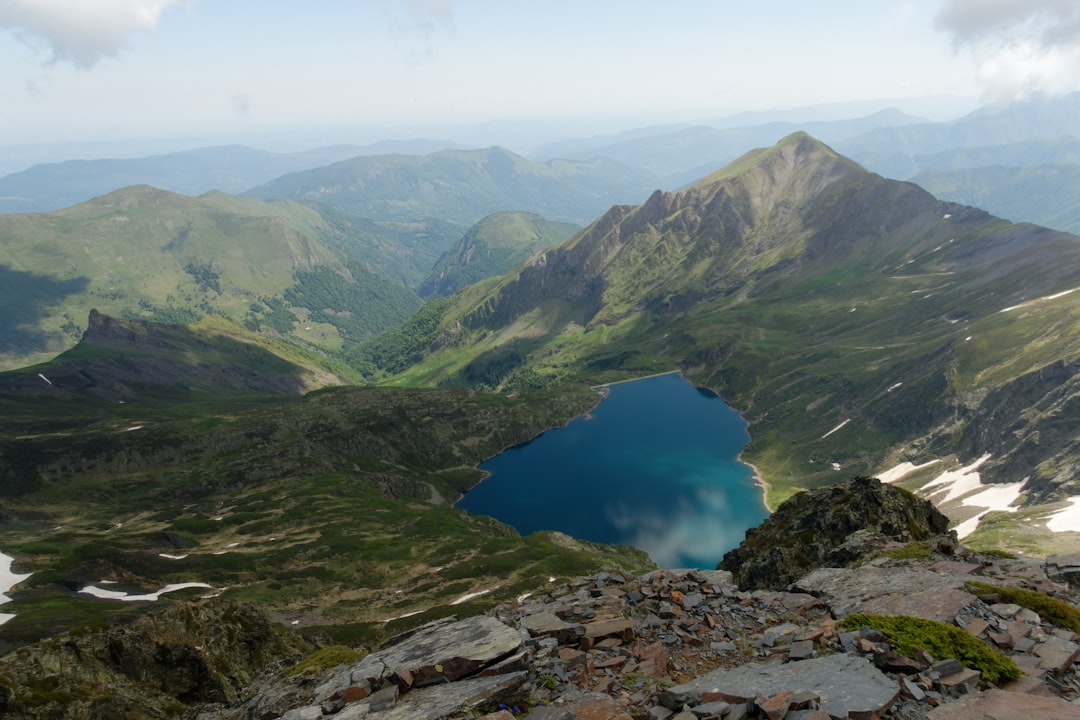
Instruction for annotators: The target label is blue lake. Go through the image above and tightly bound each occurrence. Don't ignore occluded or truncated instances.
[457,373,769,568]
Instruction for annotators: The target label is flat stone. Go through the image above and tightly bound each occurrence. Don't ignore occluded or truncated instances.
[336,702,372,720]
[1045,553,1080,587]
[931,561,983,575]
[689,700,730,717]
[989,603,1022,619]
[758,690,793,720]
[761,623,799,647]
[524,706,574,720]
[1000,675,1056,696]
[659,654,899,718]
[635,641,669,678]
[962,618,988,637]
[281,706,323,720]
[902,677,926,701]
[1018,608,1041,624]
[1034,636,1080,673]
[349,616,522,689]
[368,684,399,712]
[785,712,830,720]
[563,695,634,720]
[583,618,636,642]
[521,611,586,644]
[937,668,980,696]
[375,671,527,720]
[927,688,1080,720]
[793,568,972,622]
[789,640,815,660]
[933,659,964,676]
[874,650,922,674]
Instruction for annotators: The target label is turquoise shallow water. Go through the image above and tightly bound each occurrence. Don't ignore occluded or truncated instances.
[457,373,769,568]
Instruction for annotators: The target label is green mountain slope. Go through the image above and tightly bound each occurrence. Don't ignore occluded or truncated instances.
[419,211,579,298]
[244,146,658,225]
[0,186,423,369]
[374,133,1080,519]
[0,314,652,651]
[911,163,1080,235]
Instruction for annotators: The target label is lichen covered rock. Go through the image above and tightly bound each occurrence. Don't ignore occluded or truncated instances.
[719,475,952,590]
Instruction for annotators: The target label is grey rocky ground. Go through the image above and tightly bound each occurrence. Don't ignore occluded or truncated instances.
[190,549,1080,720]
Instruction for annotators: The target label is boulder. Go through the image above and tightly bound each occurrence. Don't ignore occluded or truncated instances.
[349,615,523,689]
[659,654,899,718]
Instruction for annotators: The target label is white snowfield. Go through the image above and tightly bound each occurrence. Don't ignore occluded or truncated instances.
[79,582,213,601]
[1045,497,1080,533]
[878,454,1028,539]
[0,551,32,626]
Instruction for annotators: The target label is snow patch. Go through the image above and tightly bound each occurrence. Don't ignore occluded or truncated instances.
[80,582,213,601]
[1045,497,1080,533]
[820,419,850,439]
[1000,286,1079,313]
[37,373,53,386]
[159,553,188,560]
[953,481,1025,539]
[451,588,492,605]
[0,551,32,626]
[876,459,941,485]
[922,454,992,504]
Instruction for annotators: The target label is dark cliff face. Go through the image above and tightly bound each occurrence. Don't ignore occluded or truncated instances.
[956,358,1080,502]
[719,476,952,591]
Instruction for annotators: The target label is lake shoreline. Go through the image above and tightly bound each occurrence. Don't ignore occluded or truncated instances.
[456,370,773,520]
[459,372,768,568]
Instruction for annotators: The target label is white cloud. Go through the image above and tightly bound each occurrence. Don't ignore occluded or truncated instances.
[0,0,191,67]
[936,0,1080,100]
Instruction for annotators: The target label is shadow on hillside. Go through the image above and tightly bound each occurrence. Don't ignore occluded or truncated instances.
[0,266,89,353]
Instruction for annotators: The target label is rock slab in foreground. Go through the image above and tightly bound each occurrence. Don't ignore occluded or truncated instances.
[793,567,974,622]
[349,615,523,689]
[660,653,900,718]
[926,688,1080,720]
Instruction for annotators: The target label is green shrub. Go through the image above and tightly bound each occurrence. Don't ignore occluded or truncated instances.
[286,645,362,676]
[839,613,1021,685]
[879,541,933,560]
[965,581,1080,633]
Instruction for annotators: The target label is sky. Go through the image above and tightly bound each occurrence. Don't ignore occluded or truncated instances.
[2,0,1080,152]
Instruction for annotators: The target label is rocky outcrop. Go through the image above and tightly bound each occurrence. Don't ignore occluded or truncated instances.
[177,547,1080,720]
[0,599,307,718]
[719,476,952,591]
[3,546,1079,719]
[955,358,1080,503]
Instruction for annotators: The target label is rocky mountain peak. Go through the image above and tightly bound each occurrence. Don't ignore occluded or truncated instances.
[720,476,953,591]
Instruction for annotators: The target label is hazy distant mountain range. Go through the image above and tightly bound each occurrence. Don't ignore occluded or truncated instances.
[0,139,470,214]
[5,93,1080,236]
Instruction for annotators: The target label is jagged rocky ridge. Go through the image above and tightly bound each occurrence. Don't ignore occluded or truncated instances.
[4,479,1079,719]
[719,476,952,591]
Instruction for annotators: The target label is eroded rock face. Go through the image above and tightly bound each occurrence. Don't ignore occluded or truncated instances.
[719,476,952,591]
[0,599,308,718]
